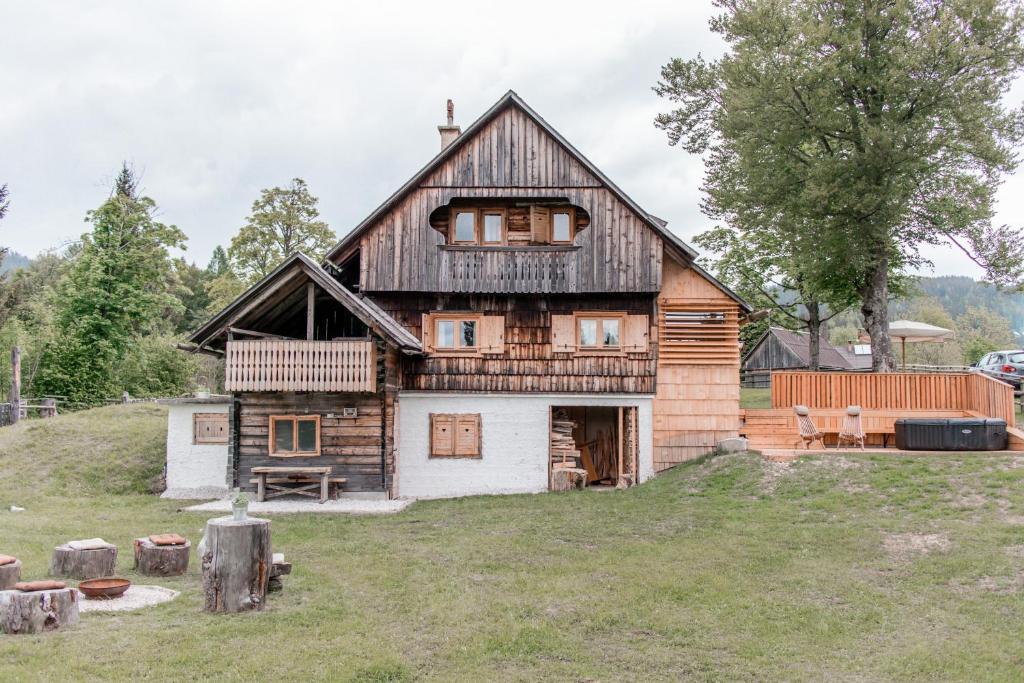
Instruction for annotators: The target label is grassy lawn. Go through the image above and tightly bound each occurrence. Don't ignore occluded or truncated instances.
[2,406,1024,680]
[741,386,771,409]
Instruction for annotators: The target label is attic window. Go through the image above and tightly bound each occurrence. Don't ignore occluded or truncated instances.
[433,202,587,246]
[453,211,476,243]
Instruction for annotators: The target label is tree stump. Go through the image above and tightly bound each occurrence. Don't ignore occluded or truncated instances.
[133,538,190,577]
[550,467,587,492]
[201,516,271,613]
[0,560,21,590]
[50,545,117,580]
[0,588,79,634]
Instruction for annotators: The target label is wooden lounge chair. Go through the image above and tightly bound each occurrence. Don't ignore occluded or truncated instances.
[794,405,826,449]
[838,405,866,450]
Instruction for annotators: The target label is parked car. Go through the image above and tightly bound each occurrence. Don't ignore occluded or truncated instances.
[973,350,1024,392]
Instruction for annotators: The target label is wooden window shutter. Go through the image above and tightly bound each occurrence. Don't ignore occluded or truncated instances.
[430,414,455,456]
[530,206,551,243]
[193,413,228,444]
[454,414,481,457]
[658,301,740,365]
[479,315,505,354]
[421,314,435,352]
[623,314,650,353]
[551,314,576,353]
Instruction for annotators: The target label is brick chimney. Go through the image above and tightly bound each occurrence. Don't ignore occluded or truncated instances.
[438,99,461,150]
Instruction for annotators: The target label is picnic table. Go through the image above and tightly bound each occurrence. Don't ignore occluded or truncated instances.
[249,466,345,503]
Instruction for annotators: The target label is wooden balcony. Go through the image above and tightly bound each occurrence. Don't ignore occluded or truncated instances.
[225,340,376,393]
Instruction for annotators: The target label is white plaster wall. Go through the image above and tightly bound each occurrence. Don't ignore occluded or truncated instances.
[162,403,230,499]
[395,393,654,499]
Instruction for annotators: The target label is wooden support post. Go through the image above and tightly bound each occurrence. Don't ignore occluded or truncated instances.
[617,407,624,482]
[9,346,20,425]
[306,282,315,340]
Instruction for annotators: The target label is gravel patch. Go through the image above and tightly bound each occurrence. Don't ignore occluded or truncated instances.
[78,585,179,612]
[184,498,411,515]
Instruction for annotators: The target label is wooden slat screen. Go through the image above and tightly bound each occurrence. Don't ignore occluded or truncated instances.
[770,371,1015,427]
[658,301,740,365]
[225,340,376,393]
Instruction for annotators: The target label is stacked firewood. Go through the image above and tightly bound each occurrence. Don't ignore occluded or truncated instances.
[550,411,580,468]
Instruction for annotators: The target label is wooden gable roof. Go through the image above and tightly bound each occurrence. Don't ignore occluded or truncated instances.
[187,252,422,354]
[323,90,747,306]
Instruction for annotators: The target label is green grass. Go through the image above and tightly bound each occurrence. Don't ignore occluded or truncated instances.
[741,387,771,409]
[2,406,1024,680]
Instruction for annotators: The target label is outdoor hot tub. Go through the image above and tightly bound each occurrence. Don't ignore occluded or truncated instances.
[894,418,1008,451]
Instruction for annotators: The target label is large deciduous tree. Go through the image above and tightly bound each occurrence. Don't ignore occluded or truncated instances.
[228,178,334,282]
[655,0,1024,371]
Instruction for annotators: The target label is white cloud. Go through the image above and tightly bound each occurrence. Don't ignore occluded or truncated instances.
[0,0,1019,282]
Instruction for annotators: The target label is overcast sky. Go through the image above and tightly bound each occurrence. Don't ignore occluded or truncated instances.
[2,1,1022,279]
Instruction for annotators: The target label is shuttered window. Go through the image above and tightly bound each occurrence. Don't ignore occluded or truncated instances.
[193,413,229,444]
[422,313,504,355]
[430,413,481,457]
[658,301,740,365]
[551,313,649,354]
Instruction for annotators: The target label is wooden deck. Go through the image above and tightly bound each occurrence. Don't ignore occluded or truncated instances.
[744,370,1023,452]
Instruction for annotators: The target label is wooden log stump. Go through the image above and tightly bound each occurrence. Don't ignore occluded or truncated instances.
[133,538,190,577]
[50,545,117,580]
[0,560,21,590]
[550,467,587,492]
[0,588,79,634]
[201,516,271,613]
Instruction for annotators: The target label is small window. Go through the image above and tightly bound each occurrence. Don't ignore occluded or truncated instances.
[482,211,504,244]
[577,315,622,350]
[551,209,574,243]
[435,316,478,351]
[431,413,481,457]
[193,413,228,444]
[453,211,476,243]
[269,415,321,457]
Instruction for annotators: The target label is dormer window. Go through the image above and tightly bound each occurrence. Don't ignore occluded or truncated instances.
[435,202,588,246]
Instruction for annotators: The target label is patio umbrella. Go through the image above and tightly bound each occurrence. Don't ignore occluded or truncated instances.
[861,320,954,368]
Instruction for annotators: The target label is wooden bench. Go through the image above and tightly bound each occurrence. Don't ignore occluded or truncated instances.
[249,466,346,503]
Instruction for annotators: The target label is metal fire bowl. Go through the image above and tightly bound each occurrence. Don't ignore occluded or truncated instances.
[78,577,131,599]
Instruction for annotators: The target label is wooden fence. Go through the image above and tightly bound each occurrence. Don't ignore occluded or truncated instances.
[770,371,1016,427]
[225,340,376,393]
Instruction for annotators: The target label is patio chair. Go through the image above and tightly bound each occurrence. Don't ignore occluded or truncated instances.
[794,405,826,449]
[838,405,866,450]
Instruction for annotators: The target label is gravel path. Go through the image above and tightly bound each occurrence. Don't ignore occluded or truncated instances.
[184,498,411,515]
[78,585,179,612]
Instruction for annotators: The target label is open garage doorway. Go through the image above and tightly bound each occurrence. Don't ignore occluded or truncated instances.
[549,406,638,490]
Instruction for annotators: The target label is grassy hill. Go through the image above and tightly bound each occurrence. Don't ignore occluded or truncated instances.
[0,403,167,499]
[1,406,1024,680]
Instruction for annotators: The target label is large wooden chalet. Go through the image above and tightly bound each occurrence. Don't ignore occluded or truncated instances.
[187,91,751,499]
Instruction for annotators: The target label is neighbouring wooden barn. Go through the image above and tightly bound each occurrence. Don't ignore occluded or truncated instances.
[184,91,752,500]
[742,327,871,387]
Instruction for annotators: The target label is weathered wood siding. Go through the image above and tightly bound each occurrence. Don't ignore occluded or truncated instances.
[653,258,742,470]
[742,334,804,372]
[235,392,386,492]
[342,107,663,293]
[371,293,657,393]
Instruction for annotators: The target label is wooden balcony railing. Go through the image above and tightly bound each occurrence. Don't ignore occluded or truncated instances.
[225,340,376,393]
[769,370,1015,426]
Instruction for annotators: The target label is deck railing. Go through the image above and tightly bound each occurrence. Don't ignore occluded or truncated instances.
[225,340,376,393]
[769,371,1015,426]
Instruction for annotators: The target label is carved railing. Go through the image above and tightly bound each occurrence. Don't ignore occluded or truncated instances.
[225,340,376,393]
